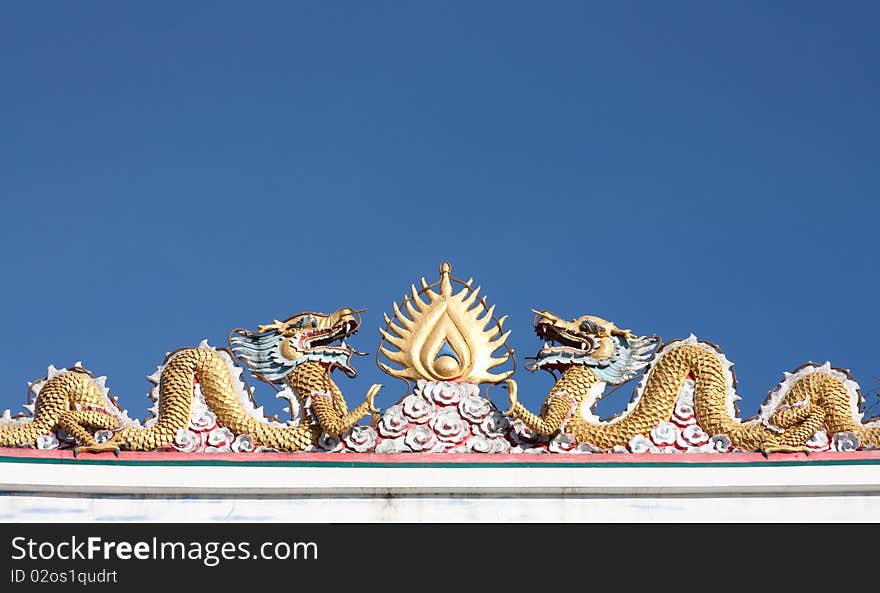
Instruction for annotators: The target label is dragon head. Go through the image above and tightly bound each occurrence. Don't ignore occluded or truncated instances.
[529,310,659,384]
[229,307,364,382]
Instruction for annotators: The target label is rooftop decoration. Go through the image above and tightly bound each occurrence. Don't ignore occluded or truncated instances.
[0,309,381,454]
[378,261,513,385]
[505,311,871,454]
[0,261,876,457]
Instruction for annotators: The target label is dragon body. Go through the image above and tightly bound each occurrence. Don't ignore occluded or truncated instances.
[506,311,880,453]
[0,308,380,453]
[0,368,122,450]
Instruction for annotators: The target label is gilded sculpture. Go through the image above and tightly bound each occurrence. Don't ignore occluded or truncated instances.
[0,308,380,454]
[378,261,512,385]
[1,261,877,456]
[503,310,871,454]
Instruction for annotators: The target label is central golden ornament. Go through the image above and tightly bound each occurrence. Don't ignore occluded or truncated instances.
[378,262,513,384]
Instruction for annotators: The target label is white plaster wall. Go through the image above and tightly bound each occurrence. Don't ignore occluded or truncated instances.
[3,492,880,522]
[3,457,880,522]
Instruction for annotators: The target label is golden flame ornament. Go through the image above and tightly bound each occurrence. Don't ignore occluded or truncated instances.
[378,262,514,384]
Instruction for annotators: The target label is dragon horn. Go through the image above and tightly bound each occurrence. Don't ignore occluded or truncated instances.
[531,309,560,321]
[257,319,285,333]
[611,326,637,339]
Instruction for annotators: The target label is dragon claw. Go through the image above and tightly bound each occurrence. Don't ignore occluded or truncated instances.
[504,379,519,415]
[759,441,810,456]
[74,442,121,456]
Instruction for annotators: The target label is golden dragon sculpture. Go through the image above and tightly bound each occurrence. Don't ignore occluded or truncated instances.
[2,257,876,456]
[504,310,880,453]
[0,308,381,454]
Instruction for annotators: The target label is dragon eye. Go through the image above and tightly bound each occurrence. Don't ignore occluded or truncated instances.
[310,319,317,328]
[579,320,596,333]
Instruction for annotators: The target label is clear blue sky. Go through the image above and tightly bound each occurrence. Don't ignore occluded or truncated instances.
[1,2,877,422]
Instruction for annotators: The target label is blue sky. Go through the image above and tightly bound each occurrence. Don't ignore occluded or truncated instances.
[1,2,878,423]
